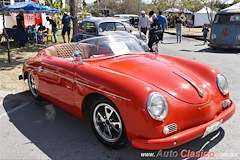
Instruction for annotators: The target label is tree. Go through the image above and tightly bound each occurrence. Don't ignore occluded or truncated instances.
[116,0,141,14]
[152,0,180,12]
[70,0,78,35]
[91,0,145,15]
[180,0,203,12]
[201,0,218,24]
[52,1,62,9]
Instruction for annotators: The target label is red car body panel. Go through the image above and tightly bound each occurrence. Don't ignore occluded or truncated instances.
[20,46,236,150]
[132,102,235,150]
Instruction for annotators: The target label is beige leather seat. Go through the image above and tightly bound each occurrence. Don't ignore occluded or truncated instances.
[45,43,98,59]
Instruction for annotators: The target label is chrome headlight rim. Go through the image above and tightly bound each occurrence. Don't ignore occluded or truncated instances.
[217,74,229,96]
[140,32,146,40]
[236,35,240,41]
[147,92,168,121]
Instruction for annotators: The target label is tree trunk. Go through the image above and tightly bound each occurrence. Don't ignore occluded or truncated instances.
[70,0,78,35]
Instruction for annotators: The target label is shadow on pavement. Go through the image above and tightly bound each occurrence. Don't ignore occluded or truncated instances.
[179,47,240,54]
[2,91,225,159]
[159,129,224,160]
[196,48,240,54]
[161,42,176,45]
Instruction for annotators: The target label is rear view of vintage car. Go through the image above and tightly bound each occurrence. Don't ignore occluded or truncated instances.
[19,36,236,150]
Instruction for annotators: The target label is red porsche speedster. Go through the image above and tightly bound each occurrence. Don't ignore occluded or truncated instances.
[19,36,235,150]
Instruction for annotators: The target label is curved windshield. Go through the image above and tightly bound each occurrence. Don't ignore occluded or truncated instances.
[99,22,126,32]
[74,36,144,60]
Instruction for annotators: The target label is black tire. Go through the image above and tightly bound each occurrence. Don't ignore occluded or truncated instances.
[28,72,40,99]
[90,98,128,149]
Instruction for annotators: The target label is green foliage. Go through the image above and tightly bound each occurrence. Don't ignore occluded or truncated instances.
[62,4,70,12]
[87,0,228,16]
[45,0,52,7]
[52,1,62,9]
[45,0,69,11]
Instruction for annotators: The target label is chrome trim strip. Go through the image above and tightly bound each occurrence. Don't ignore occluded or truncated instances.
[25,64,38,70]
[198,104,211,110]
[35,67,131,102]
[82,53,146,62]
[173,71,204,98]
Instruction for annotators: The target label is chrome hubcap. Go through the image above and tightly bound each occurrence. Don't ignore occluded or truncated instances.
[93,103,122,142]
[29,74,37,96]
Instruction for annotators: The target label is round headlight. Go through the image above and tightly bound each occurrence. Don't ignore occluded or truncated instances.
[211,33,217,40]
[217,74,229,95]
[147,92,168,121]
[140,32,146,40]
[236,35,240,41]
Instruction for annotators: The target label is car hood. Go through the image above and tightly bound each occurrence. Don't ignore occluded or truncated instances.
[99,54,210,104]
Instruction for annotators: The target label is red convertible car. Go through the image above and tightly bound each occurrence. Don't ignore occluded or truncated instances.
[19,36,235,150]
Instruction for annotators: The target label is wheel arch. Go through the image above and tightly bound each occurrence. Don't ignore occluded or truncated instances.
[82,93,113,117]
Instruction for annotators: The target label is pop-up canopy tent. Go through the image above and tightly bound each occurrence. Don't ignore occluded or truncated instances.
[194,6,216,26]
[0,1,60,13]
[183,8,193,15]
[0,1,60,63]
[164,8,180,13]
[164,8,193,14]
[0,1,60,25]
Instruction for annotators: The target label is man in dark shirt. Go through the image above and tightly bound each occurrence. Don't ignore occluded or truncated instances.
[61,12,75,43]
[46,16,58,43]
[16,9,26,47]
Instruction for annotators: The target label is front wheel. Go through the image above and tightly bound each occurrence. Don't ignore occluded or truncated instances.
[90,98,127,149]
[28,73,40,99]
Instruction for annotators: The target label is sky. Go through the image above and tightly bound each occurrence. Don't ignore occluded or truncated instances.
[85,0,152,4]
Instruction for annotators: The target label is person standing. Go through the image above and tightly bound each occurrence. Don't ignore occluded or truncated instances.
[174,11,185,43]
[16,9,26,47]
[202,24,209,44]
[138,10,150,35]
[46,16,58,43]
[148,11,160,52]
[61,12,75,43]
[157,10,168,43]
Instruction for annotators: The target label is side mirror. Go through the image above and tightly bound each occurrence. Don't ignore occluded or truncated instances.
[72,50,80,59]
[72,50,84,65]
